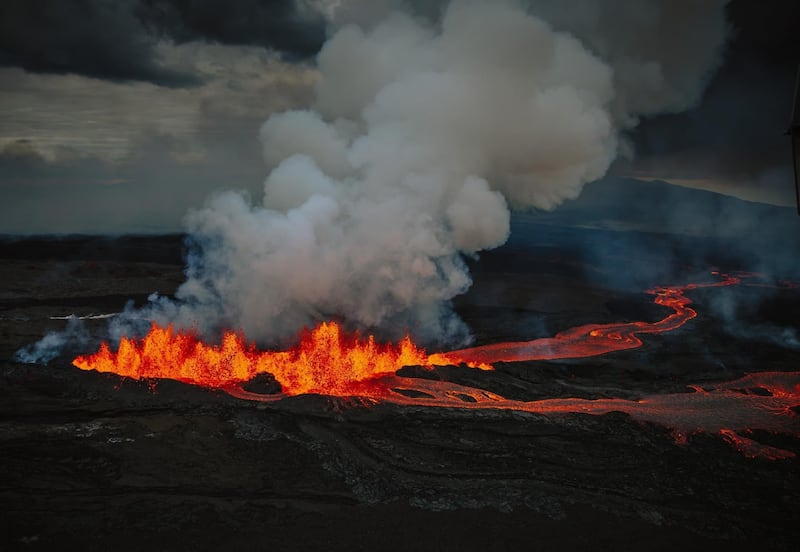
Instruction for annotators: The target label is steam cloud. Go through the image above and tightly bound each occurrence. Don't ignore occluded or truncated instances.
[15,317,90,365]
[109,0,729,347]
[21,0,730,359]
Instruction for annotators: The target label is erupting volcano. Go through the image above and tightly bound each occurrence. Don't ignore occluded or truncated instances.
[73,321,428,396]
[72,271,800,460]
[72,271,745,391]
[6,0,800,547]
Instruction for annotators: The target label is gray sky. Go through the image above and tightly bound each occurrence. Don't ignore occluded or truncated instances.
[0,0,797,234]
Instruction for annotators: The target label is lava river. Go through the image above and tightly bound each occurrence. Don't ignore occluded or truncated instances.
[73,271,800,459]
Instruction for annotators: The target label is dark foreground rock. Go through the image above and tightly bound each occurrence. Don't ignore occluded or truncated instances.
[1,232,798,551]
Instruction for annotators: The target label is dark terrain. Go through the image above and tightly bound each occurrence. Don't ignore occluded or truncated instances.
[1,203,799,550]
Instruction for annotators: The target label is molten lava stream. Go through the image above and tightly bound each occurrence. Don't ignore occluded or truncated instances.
[74,271,742,394]
[73,271,800,459]
[436,272,741,366]
[361,370,800,460]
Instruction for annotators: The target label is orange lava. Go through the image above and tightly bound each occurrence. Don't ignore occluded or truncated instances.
[73,271,800,459]
[437,273,740,366]
[72,272,747,391]
[228,369,800,459]
[73,321,427,396]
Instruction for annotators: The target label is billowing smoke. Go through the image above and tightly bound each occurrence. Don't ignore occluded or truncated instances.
[24,0,730,356]
[108,0,729,347]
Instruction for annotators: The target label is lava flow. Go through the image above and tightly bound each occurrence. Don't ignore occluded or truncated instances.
[73,272,738,388]
[434,272,741,366]
[73,272,800,459]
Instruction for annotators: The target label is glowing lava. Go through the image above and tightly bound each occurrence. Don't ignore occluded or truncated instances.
[73,321,427,396]
[74,272,738,388]
[436,272,741,366]
[73,271,800,459]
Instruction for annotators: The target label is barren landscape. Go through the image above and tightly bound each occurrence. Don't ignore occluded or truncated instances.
[3,1,800,550]
[2,216,798,551]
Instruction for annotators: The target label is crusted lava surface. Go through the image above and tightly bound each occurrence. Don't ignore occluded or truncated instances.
[1,227,799,551]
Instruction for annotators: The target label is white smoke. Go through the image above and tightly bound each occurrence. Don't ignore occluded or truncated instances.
[93,1,730,349]
[15,317,89,364]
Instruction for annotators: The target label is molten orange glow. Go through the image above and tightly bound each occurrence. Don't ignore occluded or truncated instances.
[73,271,800,459]
[437,273,741,366]
[73,321,427,396]
[73,273,739,390]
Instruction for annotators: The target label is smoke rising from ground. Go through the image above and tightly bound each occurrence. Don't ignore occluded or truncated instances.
[102,0,730,347]
[10,0,730,362]
[14,317,89,365]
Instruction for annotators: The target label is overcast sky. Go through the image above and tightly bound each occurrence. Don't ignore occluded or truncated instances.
[0,0,797,234]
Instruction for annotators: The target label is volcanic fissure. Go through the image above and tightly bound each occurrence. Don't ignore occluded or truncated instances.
[72,271,800,460]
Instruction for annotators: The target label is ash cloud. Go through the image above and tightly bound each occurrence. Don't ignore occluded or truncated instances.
[97,0,731,348]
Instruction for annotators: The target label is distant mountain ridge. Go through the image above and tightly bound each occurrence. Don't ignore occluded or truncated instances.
[511,177,800,278]
[537,177,796,237]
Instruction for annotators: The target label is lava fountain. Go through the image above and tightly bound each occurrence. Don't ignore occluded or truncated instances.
[73,321,428,396]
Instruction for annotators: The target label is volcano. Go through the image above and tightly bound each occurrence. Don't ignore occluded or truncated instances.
[2,190,800,550]
[71,270,800,462]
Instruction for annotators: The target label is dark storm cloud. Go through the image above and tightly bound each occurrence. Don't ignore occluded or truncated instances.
[0,0,325,86]
[139,0,326,60]
[0,0,199,86]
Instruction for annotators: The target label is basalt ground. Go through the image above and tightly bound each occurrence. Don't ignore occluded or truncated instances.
[1,224,798,551]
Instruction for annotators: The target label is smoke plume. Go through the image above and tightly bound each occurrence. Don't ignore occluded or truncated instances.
[101,0,727,347]
[108,0,730,347]
[15,317,89,364]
